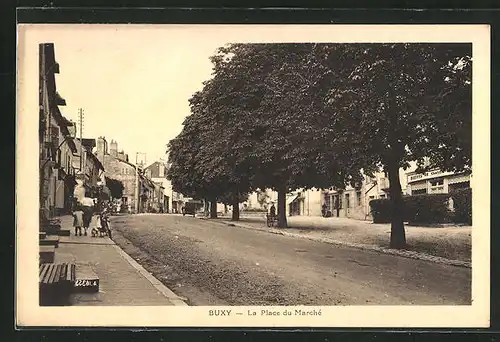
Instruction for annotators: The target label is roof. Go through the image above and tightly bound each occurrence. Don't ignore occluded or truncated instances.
[145,161,160,170]
[77,138,96,151]
[85,151,104,171]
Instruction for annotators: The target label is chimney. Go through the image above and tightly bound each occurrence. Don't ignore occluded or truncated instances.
[96,136,108,161]
[118,150,125,161]
[109,139,118,157]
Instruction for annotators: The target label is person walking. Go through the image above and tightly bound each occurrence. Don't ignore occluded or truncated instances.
[80,197,94,236]
[269,202,276,219]
[72,206,84,236]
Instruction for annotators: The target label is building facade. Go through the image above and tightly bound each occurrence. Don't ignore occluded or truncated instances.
[96,137,159,213]
[39,42,80,217]
[242,168,409,220]
[145,161,170,213]
[406,169,471,195]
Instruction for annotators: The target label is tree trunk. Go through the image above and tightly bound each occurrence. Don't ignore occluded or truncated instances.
[387,160,406,249]
[277,186,288,228]
[203,198,209,217]
[210,198,217,219]
[231,192,240,221]
[224,204,228,214]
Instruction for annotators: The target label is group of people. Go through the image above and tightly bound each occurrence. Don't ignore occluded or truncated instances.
[72,198,112,238]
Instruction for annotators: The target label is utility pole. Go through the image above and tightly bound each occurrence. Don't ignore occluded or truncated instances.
[78,108,84,172]
[135,152,146,214]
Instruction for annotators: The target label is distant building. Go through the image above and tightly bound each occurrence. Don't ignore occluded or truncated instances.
[243,168,409,220]
[96,137,160,213]
[144,161,171,213]
[406,169,471,195]
[96,137,139,211]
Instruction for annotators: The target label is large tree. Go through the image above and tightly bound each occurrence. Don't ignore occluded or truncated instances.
[207,44,358,228]
[311,43,472,248]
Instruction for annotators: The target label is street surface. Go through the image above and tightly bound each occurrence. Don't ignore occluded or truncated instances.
[111,214,471,306]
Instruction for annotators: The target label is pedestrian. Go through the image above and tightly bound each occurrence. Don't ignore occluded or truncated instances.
[100,207,111,238]
[81,197,94,236]
[269,202,276,219]
[72,205,84,236]
[91,209,103,237]
[321,203,327,217]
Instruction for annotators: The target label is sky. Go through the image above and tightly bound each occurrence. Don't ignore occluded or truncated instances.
[18,24,488,170]
[21,25,232,165]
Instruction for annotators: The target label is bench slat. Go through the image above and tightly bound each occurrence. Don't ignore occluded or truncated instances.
[46,265,56,284]
[40,263,77,285]
[40,264,52,283]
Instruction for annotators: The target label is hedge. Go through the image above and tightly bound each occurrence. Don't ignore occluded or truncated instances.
[369,199,393,223]
[369,190,472,225]
[404,193,451,224]
[450,188,472,225]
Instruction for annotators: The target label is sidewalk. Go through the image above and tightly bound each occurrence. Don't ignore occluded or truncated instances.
[53,216,187,306]
[215,214,472,267]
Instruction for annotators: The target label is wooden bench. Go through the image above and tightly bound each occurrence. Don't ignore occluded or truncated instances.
[39,235,59,248]
[39,263,76,306]
[42,224,61,236]
[39,246,55,264]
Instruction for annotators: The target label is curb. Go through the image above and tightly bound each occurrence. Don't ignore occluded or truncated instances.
[108,223,189,306]
[212,219,471,269]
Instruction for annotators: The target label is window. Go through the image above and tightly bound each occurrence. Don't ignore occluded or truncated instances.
[356,191,362,206]
[430,178,445,193]
[345,193,350,208]
[412,189,427,195]
[430,179,444,186]
[379,194,386,199]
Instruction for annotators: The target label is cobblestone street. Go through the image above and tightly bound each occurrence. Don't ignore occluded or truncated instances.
[111,214,471,306]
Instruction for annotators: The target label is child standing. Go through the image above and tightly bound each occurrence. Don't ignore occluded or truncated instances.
[72,206,84,236]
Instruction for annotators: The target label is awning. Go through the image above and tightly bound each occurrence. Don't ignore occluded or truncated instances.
[286,194,299,205]
[448,174,471,185]
[410,181,427,191]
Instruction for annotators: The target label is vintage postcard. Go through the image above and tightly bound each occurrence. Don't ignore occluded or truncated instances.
[16,24,490,327]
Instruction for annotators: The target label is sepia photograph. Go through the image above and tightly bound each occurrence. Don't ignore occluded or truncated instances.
[16,24,490,327]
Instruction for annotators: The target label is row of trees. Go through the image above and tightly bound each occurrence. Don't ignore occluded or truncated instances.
[167,43,472,249]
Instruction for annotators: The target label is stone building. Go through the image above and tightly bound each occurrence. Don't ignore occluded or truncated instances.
[95,136,136,211]
[95,136,158,213]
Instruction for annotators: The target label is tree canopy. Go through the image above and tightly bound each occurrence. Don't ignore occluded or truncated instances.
[167,42,471,245]
[105,176,124,200]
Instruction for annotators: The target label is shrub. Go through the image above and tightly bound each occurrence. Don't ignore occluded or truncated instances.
[370,193,455,224]
[404,193,451,224]
[369,199,393,223]
[451,188,472,225]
